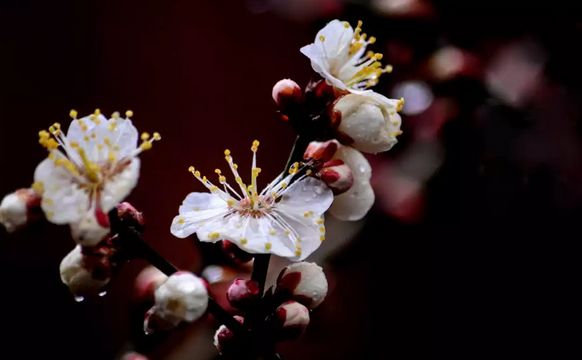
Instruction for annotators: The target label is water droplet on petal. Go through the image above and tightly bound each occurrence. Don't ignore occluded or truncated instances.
[74,295,85,303]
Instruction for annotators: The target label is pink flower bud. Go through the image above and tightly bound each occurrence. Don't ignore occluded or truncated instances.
[116,202,145,228]
[134,266,168,302]
[276,262,328,309]
[320,159,353,195]
[213,315,245,355]
[221,240,253,264]
[274,301,310,340]
[0,188,41,232]
[59,246,110,298]
[226,279,260,309]
[272,79,302,111]
[303,140,339,163]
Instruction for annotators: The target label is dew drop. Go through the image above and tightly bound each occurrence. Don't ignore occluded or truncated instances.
[74,295,85,303]
[98,291,107,297]
[143,325,154,336]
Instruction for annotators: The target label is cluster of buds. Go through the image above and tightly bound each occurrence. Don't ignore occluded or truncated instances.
[59,202,145,300]
[214,262,328,356]
[272,78,399,221]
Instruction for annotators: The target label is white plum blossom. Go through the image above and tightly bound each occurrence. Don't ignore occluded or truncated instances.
[152,272,209,325]
[32,109,159,227]
[301,19,392,93]
[329,145,374,221]
[334,92,404,154]
[171,141,334,261]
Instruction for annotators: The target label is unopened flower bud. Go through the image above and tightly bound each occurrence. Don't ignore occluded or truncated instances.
[134,266,168,302]
[276,262,328,309]
[151,272,209,327]
[70,213,110,247]
[116,202,145,229]
[334,92,402,154]
[60,245,110,298]
[272,79,302,112]
[303,140,339,163]
[221,240,253,264]
[213,315,245,355]
[226,279,260,309]
[319,159,353,195]
[0,188,41,232]
[273,301,310,340]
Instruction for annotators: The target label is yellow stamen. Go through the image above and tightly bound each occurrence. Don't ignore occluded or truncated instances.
[32,181,44,194]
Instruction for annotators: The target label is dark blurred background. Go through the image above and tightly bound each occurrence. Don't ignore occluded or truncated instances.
[2,0,582,359]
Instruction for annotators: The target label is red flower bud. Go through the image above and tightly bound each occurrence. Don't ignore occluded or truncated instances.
[276,262,328,309]
[213,315,245,355]
[320,160,353,195]
[272,79,302,113]
[273,301,310,340]
[303,140,339,163]
[116,202,145,228]
[226,278,260,309]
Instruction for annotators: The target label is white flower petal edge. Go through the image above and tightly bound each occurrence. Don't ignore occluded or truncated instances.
[33,110,158,225]
[329,146,374,221]
[300,19,391,92]
[171,141,334,261]
[335,91,404,154]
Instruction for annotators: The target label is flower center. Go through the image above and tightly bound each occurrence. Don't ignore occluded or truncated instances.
[320,20,393,90]
[187,140,311,217]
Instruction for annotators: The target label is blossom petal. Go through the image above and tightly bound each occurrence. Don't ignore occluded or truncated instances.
[277,177,334,217]
[171,193,229,238]
[206,215,295,258]
[109,118,139,159]
[274,211,325,261]
[34,158,90,224]
[100,158,140,212]
[300,20,354,91]
[330,181,375,221]
[329,146,375,221]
